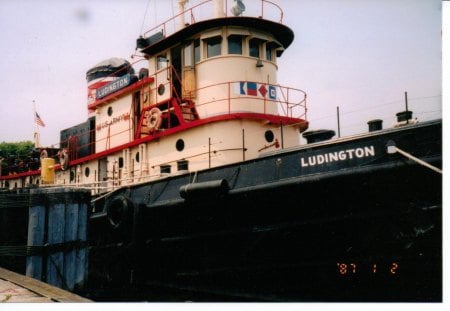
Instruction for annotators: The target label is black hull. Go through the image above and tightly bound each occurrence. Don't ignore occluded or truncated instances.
[0,120,441,301]
[86,120,442,302]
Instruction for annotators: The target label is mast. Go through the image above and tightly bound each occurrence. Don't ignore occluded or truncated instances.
[177,0,188,30]
[214,0,225,18]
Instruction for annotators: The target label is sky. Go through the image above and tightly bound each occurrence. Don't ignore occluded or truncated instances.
[0,0,444,147]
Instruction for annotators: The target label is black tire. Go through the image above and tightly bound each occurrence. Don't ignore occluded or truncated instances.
[105,195,133,230]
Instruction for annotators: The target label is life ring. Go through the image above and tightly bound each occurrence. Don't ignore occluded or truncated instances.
[40,149,48,159]
[59,148,69,170]
[148,107,162,132]
[105,195,133,231]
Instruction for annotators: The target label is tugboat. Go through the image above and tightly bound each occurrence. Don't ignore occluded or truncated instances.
[0,0,441,302]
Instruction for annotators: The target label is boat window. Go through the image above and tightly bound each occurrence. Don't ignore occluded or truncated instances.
[157,55,168,70]
[228,35,243,55]
[176,139,185,151]
[135,151,140,163]
[265,130,274,143]
[177,160,188,171]
[205,36,222,58]
[194,39,200,63]
[160,165,171,174]
[84,167,90,177]
[184,42,194,67]
[267,41,282,60]
[249,38,260,58]
[265,44,272,61]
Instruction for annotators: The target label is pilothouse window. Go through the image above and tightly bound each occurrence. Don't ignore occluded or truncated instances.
[205,36,222,58]
[266,41,281,62]
[265,45,272,61]
[157,55,168,70]
[194,39,200,63]
[228,35,243,55]
[249,38,260,58]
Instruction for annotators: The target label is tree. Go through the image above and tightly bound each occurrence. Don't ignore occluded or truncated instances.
[0,141,34,159]
[0,141,35,174]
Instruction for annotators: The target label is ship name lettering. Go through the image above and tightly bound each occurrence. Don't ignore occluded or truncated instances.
[300,146,375,167]
[96,112,130,131]
[96,74,131,99]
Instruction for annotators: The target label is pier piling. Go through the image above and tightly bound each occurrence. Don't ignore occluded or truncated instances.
[26,188,90,292]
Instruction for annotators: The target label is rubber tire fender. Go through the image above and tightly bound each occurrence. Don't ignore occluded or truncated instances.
[59,150,69,170]
[105,195,134,230]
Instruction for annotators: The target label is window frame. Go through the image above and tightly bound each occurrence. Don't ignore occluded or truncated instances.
[204,35,222,58]
[249,38,261,58]
[227,35,243,55]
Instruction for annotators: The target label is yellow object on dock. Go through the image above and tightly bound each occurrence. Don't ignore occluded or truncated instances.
[40,157,55,184]
[0,267,90,303]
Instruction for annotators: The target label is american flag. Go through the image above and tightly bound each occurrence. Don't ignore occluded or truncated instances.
[34,112,45,127]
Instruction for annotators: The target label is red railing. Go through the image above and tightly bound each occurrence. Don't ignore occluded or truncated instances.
[192,79,307,120]
[82,72,307,158]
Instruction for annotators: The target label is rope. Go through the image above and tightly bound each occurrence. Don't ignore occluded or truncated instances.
[139,0,152,36]
[391,146,442,174]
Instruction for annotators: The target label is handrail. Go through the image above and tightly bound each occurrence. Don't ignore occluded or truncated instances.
[262,0,284,23]
[142,0,286,40]
[143,0,212,38]
[191,79,307,120]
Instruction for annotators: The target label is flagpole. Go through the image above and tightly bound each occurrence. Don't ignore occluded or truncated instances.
[33,100,41,148]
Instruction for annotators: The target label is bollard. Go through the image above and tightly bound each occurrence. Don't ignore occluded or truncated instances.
[40,158,55,184]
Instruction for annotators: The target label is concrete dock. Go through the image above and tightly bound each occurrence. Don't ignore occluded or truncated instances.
[0,267,90,303]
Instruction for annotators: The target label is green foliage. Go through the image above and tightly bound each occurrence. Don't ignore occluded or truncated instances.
[0,141,34,161]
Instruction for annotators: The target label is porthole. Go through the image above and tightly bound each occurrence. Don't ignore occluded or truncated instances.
[107,106,113,116]
[265,130,274,143]
[85,167,90,177]
[176,139,185,151]
[135,151,140,163]
[118,157,124,168]
[70,170,75,182]
[158,84,165,95]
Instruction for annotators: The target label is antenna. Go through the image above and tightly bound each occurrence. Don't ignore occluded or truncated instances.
[230,0,245,16]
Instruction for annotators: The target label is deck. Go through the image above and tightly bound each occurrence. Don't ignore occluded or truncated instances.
[0,267,90,303]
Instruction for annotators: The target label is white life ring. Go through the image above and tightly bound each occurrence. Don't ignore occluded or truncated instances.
[148,107,162,132]
[59,149,69,170]
[40,149,48,159]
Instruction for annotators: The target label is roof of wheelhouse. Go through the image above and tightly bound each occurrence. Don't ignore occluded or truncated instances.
[137,16,294,57]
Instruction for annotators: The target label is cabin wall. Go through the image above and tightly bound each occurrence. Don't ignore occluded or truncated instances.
[138,120,299,177]
[95,95,133,153]
[194,56,278,118]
